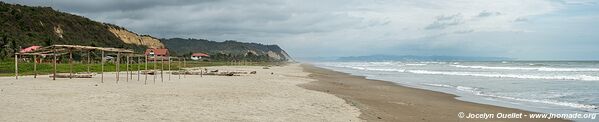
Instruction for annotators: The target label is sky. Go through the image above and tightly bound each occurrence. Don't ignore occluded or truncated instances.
[3,0,599,60]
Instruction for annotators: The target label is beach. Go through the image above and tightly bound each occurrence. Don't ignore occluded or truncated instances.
[300,64,569,122]
[0,64,360,121]
[0,63,570,121]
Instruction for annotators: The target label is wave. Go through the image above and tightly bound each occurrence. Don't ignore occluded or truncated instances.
[408,70,599,81]
[405,63,427,66]
[334,65,406,72]
[451,65,599,72]
[331,65,599,81]
[421,83,598,110]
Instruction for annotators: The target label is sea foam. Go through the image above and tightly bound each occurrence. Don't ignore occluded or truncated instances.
[451,65,599,72]
[421,83,599,110]
[408,70,599,81]
[332,65,599,81]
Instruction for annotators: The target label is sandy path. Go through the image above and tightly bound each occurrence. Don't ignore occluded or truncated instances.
[0,64,361,121]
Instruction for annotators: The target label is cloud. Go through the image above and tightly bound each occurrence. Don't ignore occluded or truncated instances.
[476,11,502,17]
[2,0,598,60]
[424,14,464,30]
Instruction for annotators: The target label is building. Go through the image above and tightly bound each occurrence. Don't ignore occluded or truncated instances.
[145,48,169,61]
[19,46,43,63]
[190,53,209,60]
[19,46,42,53]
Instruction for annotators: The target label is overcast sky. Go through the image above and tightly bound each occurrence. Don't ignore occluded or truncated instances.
[4,0,599,60]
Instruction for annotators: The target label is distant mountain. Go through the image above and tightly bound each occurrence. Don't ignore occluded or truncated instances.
[0,2,163,59]
[161,38,292,61]
[337,55,513,61]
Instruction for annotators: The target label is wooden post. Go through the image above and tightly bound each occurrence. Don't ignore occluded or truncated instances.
[53,48,57,80]
[69,49,73,79]
[161,56,164,83]
[129,55,133,80]
[101,51,104,83]
[126,54,129,82]
[87,51,91,73]
[116,52,120,83]
[183,57,186,78]
[153,54,156,84]
[145,54,148,85]
[33,55,37,78]
[168,57,171,80]
[137,56,140,81]
[14,53,18,79]
[178,58,181,79]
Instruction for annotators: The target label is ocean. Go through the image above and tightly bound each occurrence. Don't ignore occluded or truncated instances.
[315,61,599,121]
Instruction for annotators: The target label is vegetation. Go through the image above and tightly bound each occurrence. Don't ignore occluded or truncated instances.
[0,2,146,60]
[0,1,293,75]
[162,38,291,62]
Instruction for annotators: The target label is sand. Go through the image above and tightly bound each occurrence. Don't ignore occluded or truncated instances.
[0,63,571,122]
[300,64,569,122]
[0,64,361,121]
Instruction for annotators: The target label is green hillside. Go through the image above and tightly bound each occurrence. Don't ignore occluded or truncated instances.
[161,38,292,62]
[0,2,145,60]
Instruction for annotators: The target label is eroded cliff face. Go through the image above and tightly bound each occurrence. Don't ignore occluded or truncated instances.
[266,50,293,61]
[107,26,165,49]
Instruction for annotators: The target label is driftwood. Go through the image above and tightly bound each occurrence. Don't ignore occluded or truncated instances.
[50,73,93,78]
[141,70,158,75]
[172,70,256,76]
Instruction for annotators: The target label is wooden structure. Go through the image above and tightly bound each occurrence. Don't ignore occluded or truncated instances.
[14,45,134,83]
[14,44,185,85]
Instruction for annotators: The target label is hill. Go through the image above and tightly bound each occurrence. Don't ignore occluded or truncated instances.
[161,38,292,61]
[0,2,163,59]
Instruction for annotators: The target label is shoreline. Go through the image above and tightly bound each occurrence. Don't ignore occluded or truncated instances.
[299,64,569,122]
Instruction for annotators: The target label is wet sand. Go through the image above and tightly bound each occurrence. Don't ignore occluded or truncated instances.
[299,64,569,122]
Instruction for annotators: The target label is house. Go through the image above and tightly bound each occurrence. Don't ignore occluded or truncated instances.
[19,46,43,63]
[191,53,209,60]
[145,48,169,61]
[19,46,42,53]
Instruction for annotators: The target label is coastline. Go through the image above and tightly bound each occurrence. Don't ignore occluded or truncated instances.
[299,64,569,122]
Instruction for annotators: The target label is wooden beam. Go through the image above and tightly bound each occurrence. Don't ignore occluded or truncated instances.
[101,51,104,83]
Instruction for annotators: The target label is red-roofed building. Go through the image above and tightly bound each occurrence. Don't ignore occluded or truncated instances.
[19,46,43,63]
[191,53,209,60]
[20,46,42,53]
[145,48,169,61]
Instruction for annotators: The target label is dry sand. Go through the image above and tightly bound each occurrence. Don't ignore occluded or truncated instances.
[0,64,361,121]
[300,64,569,122]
